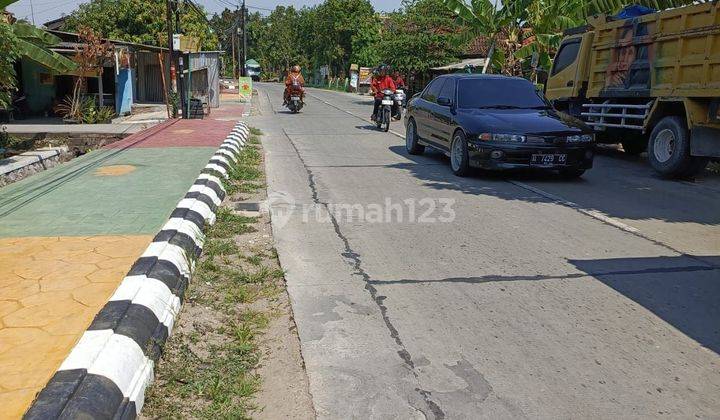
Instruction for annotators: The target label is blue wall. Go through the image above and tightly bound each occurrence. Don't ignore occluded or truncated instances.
[115,68,134,115]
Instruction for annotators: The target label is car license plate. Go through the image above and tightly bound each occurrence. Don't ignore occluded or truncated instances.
[291,96,300,101]
[531,154,567,165]
[381,99,393,105]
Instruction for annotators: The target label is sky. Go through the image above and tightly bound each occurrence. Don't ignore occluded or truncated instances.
[6,0,405,25]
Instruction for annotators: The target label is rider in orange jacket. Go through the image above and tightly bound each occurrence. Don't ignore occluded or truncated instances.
[284,65,305,105]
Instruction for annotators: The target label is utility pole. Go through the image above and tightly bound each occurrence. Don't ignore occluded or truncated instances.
[29,0,35,25]
[232,4,239,78]
[240,0,246,77]
[166,0,177,117]
[175,3,186,118]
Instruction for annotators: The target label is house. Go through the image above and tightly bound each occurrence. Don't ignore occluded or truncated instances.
[13,27,220,119]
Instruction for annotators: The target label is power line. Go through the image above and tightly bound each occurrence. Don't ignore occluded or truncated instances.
[18,0,77,21]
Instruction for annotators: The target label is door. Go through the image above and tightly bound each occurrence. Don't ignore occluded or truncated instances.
[545,36,583,101]
[416,78,445,141]
[431,78,456,149]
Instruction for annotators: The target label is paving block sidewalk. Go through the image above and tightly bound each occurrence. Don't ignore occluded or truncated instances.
[0,104,247,418]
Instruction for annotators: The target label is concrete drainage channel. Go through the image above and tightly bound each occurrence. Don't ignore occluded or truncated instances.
[0,133,129,187]
[23,122,250,419]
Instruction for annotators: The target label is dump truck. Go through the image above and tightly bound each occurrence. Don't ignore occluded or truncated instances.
[545,2,720,177]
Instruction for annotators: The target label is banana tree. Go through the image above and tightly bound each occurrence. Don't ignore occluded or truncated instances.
[2,0,77,73]
[11,21,77,73]
[514,0,585,72]
[445,0,532,75]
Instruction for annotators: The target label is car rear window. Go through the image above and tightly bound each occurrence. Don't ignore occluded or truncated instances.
[457,78,550,109]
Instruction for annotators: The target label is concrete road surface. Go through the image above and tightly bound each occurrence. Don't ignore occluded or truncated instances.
[247,83,720,419]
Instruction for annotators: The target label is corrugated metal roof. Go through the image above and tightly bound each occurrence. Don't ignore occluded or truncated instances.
[431,58,487,71]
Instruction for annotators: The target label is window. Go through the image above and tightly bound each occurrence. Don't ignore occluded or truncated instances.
[551,41,580,76]
[422,78,445,103]
[438,79,456,104]
[457,78,550,109]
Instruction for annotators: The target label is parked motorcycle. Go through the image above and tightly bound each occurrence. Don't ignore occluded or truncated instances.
[374,89,394,132]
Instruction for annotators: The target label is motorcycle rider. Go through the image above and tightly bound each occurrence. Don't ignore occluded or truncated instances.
[392,70,406,90]
[391,69,406,120]
[370,65,396,122]
[284,65,305,106]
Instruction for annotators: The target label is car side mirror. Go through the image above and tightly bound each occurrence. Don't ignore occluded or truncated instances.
[437,97,452,107]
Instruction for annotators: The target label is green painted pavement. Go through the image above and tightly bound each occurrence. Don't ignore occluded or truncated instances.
[0,146,218,237]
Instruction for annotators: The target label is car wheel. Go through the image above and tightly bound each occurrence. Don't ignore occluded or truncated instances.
[559,168,586,179]
[406,119,425,155]
[450,131,470,177]
[648,116,708,178]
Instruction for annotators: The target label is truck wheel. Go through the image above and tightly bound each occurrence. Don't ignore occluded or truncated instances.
[648,116,708,178]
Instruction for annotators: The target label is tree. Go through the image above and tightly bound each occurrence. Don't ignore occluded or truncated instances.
[0,11,77,109]
[0,18,19,109]
[311,0,376,76]
[378,0,467,73]
[210,9,263,76]
[60,26,113,121]
[254,6,307,77]
[349,19,381,67]
[445,0,707,76]
[63,0,217,50]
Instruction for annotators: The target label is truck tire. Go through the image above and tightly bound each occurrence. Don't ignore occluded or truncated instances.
[648,116,708,178]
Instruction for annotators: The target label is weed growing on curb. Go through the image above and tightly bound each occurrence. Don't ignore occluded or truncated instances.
[143,126,286,419]
[249,127,262,136]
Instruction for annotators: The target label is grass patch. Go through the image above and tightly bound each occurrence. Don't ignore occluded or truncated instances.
[143,126,281,419]
[249,127,263,136]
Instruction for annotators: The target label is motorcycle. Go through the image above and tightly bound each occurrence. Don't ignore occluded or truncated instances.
[286,83,304,113]
[374,89,394,132]
[392,88,406,120]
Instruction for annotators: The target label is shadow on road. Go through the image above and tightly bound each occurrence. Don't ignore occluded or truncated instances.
[569,255,720,355]
[373,254,719,355]
[387,145,720,226]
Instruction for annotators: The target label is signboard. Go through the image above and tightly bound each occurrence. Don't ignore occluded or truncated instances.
[173,34,200,52]
[238,76,252,102]
[350,72,358,88]
[359,67,372,85]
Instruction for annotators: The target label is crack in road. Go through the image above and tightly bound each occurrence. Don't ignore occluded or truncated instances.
[282,128,446,419]
[368,264,719,285]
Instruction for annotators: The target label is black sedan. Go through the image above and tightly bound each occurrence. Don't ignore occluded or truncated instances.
[404,74,595,178]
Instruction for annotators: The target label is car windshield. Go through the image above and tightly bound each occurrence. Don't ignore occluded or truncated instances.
[457,78,551,109]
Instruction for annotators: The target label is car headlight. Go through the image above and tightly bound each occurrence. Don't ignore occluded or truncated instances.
[479,133,526,143]
[566,134,594,143]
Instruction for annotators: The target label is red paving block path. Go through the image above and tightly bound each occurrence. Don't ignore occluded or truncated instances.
[106,119,237,149]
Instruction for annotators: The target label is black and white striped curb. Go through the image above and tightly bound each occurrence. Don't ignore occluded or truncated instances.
[24,122,250,420]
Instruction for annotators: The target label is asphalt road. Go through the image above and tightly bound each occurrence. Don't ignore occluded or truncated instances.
[248,83,720,419]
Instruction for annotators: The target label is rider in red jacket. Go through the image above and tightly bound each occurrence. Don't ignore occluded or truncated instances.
[370,65,396,121]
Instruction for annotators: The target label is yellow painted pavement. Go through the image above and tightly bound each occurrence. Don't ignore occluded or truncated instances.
[0,235,153,419]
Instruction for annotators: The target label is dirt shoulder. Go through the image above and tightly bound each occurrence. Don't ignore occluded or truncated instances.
[141,127,314,419]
